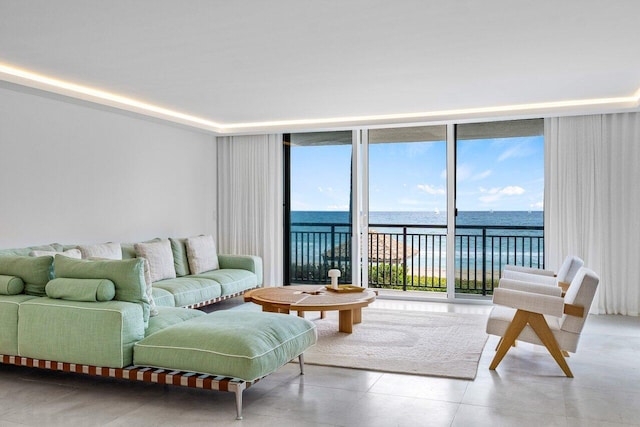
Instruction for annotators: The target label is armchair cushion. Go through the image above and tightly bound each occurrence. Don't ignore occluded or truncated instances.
[492,288,565,317]
[498,278,562,297]
[501,270,558,286]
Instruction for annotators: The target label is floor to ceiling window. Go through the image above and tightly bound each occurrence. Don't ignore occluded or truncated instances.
[285,119,544,299]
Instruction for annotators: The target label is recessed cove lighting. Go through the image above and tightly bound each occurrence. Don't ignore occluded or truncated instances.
[1,62,639,133]
[0,63,223,132]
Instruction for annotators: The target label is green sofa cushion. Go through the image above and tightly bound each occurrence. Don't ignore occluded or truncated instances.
[151,287,175,307]
[153,277,221,307]
[0,255,53,296]
[218,255,263,286]
[0,275,25,295]
[144,306,206,338]
[46,278,116,302]
[134,311,317,381]
[54,255,150,325]
[0,295,37,356]
[18,298,145,368]
[169,238,190,277]
[191,269,258,296]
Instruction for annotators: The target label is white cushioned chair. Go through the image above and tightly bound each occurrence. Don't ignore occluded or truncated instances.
[486,266,599,377]
[502,255,584,293]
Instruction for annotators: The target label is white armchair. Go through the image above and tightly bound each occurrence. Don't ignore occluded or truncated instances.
[502,255,584,293]
[486,267,599,377]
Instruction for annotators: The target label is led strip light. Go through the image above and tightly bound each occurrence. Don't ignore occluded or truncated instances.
[2,62,639,133]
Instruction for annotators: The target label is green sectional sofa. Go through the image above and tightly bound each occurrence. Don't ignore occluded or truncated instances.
[0,242,317,420]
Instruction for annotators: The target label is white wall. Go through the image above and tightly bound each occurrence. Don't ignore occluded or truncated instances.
[0,85,216,248]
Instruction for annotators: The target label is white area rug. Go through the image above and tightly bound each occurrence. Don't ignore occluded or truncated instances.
[304,308,489,380]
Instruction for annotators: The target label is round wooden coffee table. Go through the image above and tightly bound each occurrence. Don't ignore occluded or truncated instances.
[244,285,376,333]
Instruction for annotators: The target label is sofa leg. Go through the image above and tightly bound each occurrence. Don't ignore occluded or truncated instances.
[234,388,244,420]
[299,353,305,375]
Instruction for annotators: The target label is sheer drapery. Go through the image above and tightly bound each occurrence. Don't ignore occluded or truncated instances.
[216,134,283,287]
[545,113,640,315]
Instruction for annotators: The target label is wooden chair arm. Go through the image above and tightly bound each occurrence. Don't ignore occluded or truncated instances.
[558,281,570,296]
[563,303,584,317]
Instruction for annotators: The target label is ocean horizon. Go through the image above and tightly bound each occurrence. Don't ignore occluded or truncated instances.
[289,210,544,273]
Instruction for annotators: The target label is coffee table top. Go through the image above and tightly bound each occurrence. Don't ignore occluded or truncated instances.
[245,285,376,312]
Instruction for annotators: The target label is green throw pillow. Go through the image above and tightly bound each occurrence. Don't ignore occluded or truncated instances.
[0,255,54,296]
[169,237,190,277]
[54,255,150,324]
[46,278,116,302]
[0,275,25,295]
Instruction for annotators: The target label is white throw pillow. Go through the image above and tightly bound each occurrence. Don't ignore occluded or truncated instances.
[134,239,176,283]
[30,249,82,259]
[185,235,219,274]
[77,242,122,260]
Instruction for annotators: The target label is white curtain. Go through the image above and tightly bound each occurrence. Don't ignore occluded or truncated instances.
[545,113,640,315]
[216,134,283,287]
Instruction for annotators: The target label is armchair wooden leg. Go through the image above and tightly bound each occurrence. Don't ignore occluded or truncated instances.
[527,312,573,378]
[490,310,529,370]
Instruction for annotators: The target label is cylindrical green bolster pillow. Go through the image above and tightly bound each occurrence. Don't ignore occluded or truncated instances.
[45,278,116,302]
[0,274,25,295]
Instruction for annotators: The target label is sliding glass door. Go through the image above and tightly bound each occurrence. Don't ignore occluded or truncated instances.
[454,119,544,296]
[366,126,447,294]
[284,131,353,285]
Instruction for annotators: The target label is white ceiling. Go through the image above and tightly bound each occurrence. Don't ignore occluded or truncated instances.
[1,0,639,133]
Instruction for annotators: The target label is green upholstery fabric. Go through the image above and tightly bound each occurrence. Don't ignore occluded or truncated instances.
[169,238,190,277]
[0,295,37,355]
[0,275,25,295]
[0,255,53,296]
[144,306,206,338]
[134,311,317,381]
[153,277,221,307]
[151,287,175,307]
[54,255,150,325]
[46,278,116,302]
[218,255,263,286]
[191,269,258,296]
[18,298,145,367]
[120,243,137,260]
[0,244,64,257]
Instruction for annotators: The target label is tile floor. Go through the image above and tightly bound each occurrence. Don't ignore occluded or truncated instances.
[1,297,639,426]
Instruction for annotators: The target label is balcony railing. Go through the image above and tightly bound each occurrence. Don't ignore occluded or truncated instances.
[289,222,544,296]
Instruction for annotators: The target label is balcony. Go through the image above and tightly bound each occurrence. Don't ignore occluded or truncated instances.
[289,222,544,296]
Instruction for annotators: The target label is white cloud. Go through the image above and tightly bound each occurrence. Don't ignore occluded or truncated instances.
[478,185,526,204]
[327,204,349,210]
[530,201,544,209]
[417,184,446,195]
[498,143,535,162]
[501,186,525,195]
[472,169,492,181]
[318,186,334,193]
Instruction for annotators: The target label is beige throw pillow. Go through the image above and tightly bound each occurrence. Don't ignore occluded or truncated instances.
[77,243,122,260]
[134,239,176,283]
[185,235,219,274]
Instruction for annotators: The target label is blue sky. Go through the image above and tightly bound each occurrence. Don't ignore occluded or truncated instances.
[291,135,544,212]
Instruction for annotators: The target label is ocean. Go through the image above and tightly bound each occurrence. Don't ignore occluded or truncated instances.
[290,211,544,274]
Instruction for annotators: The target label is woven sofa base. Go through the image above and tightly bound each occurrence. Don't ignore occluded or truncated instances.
[184,287,259,309]
[0,354,268,420]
